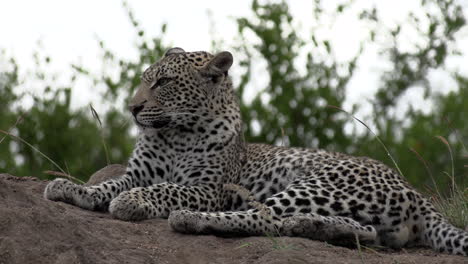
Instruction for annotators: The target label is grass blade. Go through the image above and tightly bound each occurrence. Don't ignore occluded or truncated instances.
[89,104,102,127]
[44,170,85,184]
[443,117,467,153]
[90,104,110,165]
[327,105,405,178]
[235,242,253,249]
[0,129,67,174]
[0,115,24,145]
[435,135,455,191]
[355,234,365,264]
[409,147,441,197]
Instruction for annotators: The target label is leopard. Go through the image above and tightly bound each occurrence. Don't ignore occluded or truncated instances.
[44,47,468,256]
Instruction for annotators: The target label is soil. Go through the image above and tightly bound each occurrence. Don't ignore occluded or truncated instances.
[0,166,466,264]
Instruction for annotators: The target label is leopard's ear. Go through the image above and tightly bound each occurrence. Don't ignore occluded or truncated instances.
[200,51,233,78]
[164,47,185,57]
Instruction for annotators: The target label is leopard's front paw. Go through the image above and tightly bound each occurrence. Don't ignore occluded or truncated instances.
[109,190,155,221]
[44,178,95,210]
[44,178,75,202]
[168,210,205,234]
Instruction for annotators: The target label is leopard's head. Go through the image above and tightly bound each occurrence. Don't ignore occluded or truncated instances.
[129,48,239,134]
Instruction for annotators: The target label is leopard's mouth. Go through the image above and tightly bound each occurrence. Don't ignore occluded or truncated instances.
[151,119,170,128]
[133,118,149,128]
[134,120,170,129]
[133,115,171,129]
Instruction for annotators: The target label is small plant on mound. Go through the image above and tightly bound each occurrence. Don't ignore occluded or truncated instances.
[430,137,467,230]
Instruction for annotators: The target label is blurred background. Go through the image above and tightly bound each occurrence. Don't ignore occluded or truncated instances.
[0,0,467,194]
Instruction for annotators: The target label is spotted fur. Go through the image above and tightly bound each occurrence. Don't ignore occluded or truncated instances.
[44,48,468,256]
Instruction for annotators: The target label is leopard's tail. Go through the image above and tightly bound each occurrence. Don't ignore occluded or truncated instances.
[423,210,468,256]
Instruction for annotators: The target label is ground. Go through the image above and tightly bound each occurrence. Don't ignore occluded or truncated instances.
[0,167,466,264]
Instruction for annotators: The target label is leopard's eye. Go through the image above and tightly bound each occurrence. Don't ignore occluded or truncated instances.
[151,77,173,90]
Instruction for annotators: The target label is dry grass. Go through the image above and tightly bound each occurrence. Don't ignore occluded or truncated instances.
[432,186,468,229]
[89,104,110,165]
[44,170,84,184]
[422,136,467,229]
[429,136,467,229]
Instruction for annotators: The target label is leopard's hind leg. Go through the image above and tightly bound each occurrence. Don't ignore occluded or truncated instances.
[281,213,376,246]
[169,209,376,247]
[169,182,377,247]
[169,209,281,237]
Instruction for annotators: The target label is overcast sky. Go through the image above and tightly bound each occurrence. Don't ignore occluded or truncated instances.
[1,0,467,118]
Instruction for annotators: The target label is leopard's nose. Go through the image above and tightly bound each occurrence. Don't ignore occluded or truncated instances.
[129,104,144,116]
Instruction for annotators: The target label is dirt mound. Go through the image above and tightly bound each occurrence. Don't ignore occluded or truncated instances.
[0,169,466,264]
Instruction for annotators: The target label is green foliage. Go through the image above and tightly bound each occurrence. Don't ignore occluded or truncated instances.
[0,53,22,172]
[234,0,467,191]
[355,0,468,189]
[0,53,134,181]
[0,4,167,181]
[237,0,357,150]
